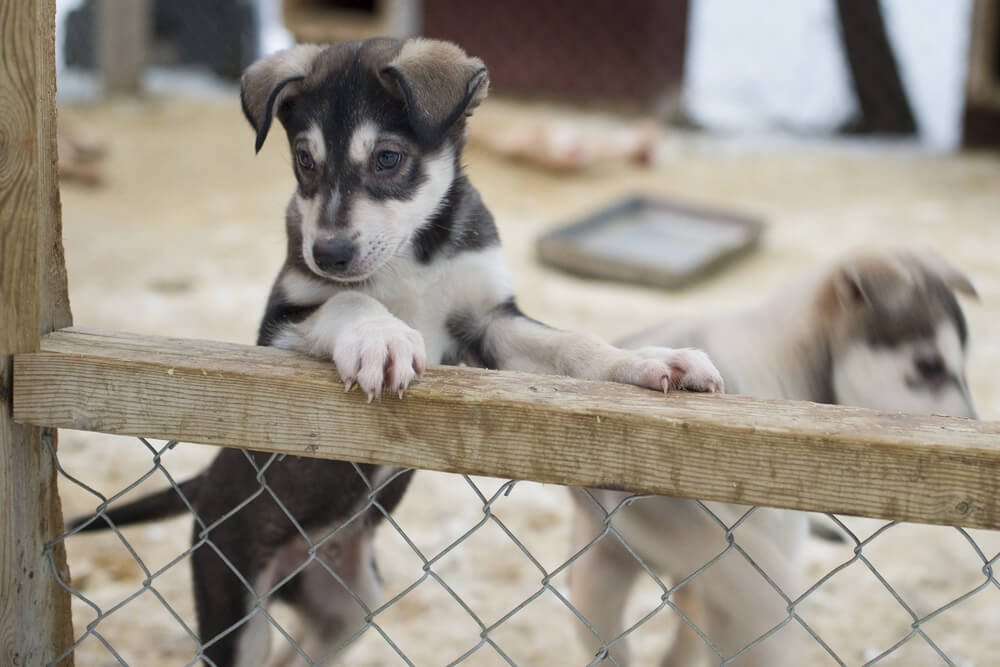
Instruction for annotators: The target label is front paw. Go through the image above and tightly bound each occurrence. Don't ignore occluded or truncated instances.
[620,347,724,394]
[333,319,426,401]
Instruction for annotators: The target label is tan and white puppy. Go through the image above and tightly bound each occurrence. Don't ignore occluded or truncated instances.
[70,38,722,667]
[570,250,978,667]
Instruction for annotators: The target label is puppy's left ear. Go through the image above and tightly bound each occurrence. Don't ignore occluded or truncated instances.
[831,266,872,310]
[241,44,325,153]
[379,38,489,146]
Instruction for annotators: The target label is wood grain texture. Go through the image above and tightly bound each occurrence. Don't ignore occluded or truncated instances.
[1,360,73,667]
[0,0,41,354]
[0,1,74,664]
[14,327,1000,531]
[37,0,71,335]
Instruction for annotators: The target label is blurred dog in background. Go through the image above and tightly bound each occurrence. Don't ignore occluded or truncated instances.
[570,249,979,666]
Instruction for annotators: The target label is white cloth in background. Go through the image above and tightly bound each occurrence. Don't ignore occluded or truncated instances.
[683,0,973,150]
[880,0,973,150]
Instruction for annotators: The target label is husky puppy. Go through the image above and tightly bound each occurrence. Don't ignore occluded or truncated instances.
[69,38,722,667]
[570,250,978,667]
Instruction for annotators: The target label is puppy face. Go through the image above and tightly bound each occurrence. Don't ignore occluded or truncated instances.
[827,253,978,419]
[284,95,456,282]
[833,319,977,418]
[242,39,489,283]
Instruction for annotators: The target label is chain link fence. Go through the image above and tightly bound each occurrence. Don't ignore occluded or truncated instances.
[50,431,1000,666]
[43,4,998,665]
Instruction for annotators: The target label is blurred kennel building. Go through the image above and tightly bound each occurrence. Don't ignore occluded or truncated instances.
[58,0,1000,149]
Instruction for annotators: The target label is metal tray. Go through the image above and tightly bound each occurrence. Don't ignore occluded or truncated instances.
[536,196,764,289]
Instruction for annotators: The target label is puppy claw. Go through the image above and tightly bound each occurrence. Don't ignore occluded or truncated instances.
[344,380,355,393]
[624,347,724,394]
[398,390,404,400]
[334,317,427,404]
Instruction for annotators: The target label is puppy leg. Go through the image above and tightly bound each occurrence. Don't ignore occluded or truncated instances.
[696,541,797,666]
[271,291,426,400]
[569,491,641,665]
[192,535,271,667]
[234,612,274,667]
[574,495,782,667]
[663,582,708,667]
[276,527,382,665]
[482,313,723,393]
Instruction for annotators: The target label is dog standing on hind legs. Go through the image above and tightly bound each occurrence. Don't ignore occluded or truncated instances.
[570,249,979,666]
[69,38,723,667]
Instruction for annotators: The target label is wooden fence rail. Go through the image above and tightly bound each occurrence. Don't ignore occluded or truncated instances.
[14,327,1000,531]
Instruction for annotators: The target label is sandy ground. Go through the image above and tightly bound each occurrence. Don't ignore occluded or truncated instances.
[53,95,1000,666]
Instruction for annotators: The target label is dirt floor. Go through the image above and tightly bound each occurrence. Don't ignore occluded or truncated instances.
[54,94,1000,666]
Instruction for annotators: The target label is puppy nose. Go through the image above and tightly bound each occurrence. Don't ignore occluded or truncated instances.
[313,239,355,272]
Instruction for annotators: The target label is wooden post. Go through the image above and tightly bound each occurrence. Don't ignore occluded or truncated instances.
[963,0,1000,147]
[1,0,75,664]
[966,0,1000,109]
[97,0,148,96]
[835,0,917,135]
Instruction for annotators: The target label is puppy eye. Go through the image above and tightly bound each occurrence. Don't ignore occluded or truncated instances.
[915,358,945,380]
[296,149,315,172]
[375,150,402,171]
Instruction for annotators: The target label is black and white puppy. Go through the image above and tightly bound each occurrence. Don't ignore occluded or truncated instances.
[71,38,722,667]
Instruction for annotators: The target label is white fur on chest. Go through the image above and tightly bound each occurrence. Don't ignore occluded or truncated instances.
[278,246,511,363]
[368,246,512,363]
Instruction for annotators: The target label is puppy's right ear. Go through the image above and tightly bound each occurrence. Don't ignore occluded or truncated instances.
[913,251,979,300]
[817,259,885,320]
[241,45,324,153]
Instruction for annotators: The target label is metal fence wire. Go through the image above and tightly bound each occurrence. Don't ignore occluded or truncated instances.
[48,432,1000,666]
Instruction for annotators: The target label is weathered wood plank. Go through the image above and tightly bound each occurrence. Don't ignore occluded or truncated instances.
[1,361,73,667]
[37,0,72,335]
[0,1,41,354]
[1,1,74,664]
[14,327,1000,531]
[33,1,75,662]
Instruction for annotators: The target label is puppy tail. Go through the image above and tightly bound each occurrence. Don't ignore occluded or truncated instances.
[66,474,205,533]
